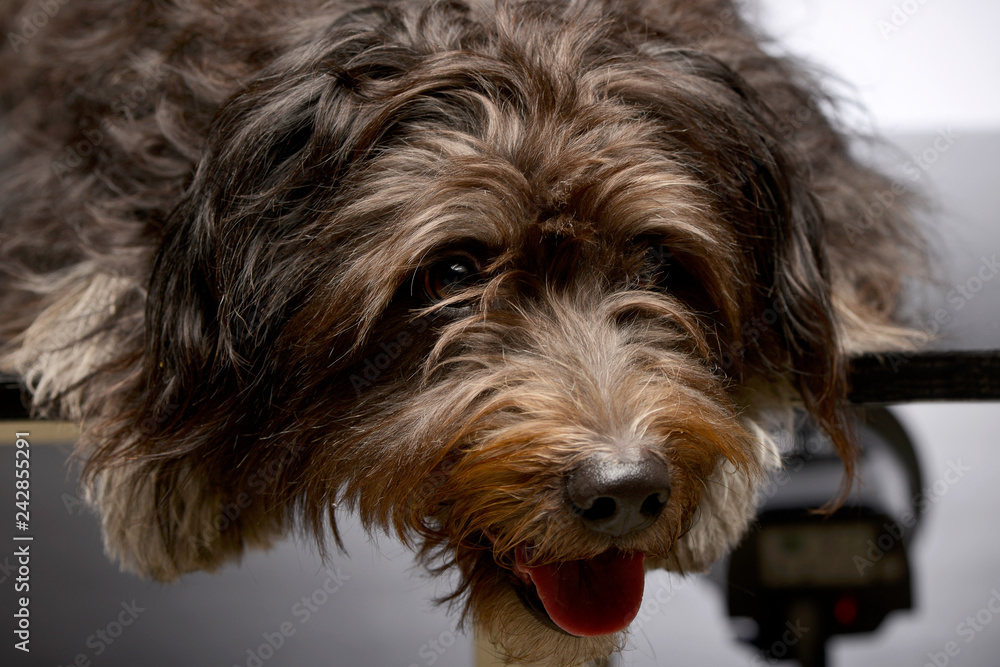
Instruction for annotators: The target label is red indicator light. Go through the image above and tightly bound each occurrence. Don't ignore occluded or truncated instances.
[834,594,858,626]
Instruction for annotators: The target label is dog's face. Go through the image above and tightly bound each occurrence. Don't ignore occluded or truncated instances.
[51,2,864,665]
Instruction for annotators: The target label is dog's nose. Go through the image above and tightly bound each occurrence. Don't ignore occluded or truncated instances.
[567,456,671,537]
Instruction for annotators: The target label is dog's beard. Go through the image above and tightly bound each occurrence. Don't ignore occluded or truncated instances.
[342,293,779,665]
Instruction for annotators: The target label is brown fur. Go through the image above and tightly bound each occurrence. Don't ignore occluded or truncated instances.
[0,0,923,664]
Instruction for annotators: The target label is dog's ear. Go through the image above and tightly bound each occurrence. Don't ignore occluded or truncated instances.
[639,49,859,496]
[79,89,326,579]
[78,44,400,579]
[78,4,458,577]
[756,163,856,486]
[731,129,858,503]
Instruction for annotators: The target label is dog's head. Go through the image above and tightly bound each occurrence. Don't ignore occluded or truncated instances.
[75,1,873,664]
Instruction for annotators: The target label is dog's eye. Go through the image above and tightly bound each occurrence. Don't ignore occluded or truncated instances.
[644,245,674,282]
[423,257,479,303]
[641,244,706,305]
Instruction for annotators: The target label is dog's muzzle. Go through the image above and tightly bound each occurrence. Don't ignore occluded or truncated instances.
[506,455,670,637]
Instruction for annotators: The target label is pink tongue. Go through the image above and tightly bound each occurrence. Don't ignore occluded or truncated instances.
[523,550,645,637]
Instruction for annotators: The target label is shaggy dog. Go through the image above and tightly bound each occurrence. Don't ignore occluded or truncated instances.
[0,0,922,664]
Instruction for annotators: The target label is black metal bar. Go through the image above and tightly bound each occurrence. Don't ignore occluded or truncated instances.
[1,373,29,420]
[1,350,998,421]
[848,350,1000,404]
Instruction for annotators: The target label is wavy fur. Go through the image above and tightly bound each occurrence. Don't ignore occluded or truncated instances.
[0,0,923,663]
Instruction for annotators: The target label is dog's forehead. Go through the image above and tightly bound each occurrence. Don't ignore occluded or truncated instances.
[314,5,784,315]
[307,2,791,284]
[361,116,732,263]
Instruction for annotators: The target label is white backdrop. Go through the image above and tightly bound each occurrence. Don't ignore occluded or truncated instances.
[754,0,1000,133]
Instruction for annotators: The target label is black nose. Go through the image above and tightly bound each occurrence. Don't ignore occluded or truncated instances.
[567,456,671,537]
